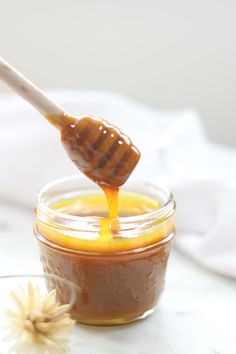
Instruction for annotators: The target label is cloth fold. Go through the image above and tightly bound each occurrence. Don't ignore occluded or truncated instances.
[0,90,236,278]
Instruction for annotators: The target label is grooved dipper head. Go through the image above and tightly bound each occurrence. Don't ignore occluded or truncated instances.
[61,115,140,187]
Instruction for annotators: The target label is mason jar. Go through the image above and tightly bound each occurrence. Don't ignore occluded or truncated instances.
[34,176,175,325]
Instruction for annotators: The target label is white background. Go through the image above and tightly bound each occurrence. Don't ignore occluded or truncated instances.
[0,0,235,146]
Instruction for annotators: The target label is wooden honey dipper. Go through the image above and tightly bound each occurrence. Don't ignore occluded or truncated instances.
[0,57,140,187]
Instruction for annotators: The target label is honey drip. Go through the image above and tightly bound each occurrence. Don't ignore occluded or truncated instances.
[47,113,140,239]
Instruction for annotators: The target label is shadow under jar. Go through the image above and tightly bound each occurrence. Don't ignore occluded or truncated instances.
[34,176,176,326]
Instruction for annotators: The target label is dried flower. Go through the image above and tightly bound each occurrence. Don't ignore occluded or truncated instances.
[4,282,75,354]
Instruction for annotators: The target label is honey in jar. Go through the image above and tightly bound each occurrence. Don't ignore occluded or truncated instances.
[35,176,175,325]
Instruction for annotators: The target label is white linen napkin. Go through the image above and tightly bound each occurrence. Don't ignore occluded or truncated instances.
[0,90,236,278]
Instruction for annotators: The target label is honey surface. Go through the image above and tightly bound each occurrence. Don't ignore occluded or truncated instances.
[37,191,174,253]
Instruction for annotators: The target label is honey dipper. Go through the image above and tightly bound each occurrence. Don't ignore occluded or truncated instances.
[0,57,140,187]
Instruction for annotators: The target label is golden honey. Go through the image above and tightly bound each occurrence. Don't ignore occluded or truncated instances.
[35,177,175,325]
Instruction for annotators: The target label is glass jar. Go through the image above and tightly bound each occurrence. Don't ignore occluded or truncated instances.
[34,176,175,325]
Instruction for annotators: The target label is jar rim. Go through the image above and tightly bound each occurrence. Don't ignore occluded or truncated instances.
[36,175,175,227]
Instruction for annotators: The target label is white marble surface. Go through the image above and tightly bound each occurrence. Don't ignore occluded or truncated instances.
[0,201,235,354]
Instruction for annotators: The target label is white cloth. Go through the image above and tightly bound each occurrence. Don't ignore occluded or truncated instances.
[0,90,236,278]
